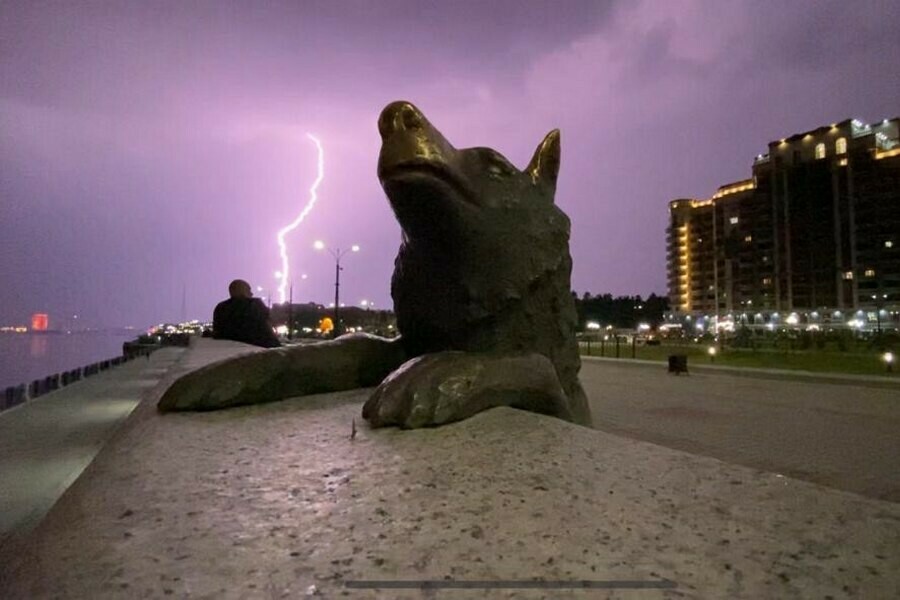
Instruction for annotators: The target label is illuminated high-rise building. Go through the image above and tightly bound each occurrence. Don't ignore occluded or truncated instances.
[667,116,899,326]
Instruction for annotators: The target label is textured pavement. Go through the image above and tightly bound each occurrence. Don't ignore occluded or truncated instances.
[581,358,900,502]
[2,339,899,599]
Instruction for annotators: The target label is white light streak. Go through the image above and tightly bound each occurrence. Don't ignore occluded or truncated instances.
[276,134,324,303]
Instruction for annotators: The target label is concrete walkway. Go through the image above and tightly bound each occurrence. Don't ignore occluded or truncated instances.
[2,339,898,599]
[583,355,900,389]
[581,359,900,502]
[0,348,185,548]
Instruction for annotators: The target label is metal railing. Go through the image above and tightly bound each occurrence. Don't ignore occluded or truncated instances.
[0,346,156,413]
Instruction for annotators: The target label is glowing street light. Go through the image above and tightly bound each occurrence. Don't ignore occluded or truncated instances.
[708,346,717,362]
[314,241,360,337]
[884,351,894,373]
[255,285,271,308]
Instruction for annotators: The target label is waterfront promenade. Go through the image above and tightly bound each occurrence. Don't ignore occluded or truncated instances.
[0,348,185,547]
[1,339,898,598]
[582,357,900,502]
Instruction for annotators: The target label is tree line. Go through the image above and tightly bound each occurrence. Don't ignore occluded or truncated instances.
[268,293,670,334]
[573,292,669,330]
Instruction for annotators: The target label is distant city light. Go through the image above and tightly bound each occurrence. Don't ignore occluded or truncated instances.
[586,321,601,330]
[31,313,49,331]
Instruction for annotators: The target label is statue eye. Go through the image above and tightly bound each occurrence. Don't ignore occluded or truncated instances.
[487,157,515,176]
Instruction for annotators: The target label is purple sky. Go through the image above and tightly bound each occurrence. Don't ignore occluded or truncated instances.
[2,0,898,328]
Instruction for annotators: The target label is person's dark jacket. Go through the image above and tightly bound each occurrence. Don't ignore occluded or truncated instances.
[212,297,281,348]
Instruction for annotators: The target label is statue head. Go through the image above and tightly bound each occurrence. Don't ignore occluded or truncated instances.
[377,101,565,246]
[376,101,577,359]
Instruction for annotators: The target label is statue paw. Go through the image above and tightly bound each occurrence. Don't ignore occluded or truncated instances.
[158,334,406,412]
[362,351,573,429]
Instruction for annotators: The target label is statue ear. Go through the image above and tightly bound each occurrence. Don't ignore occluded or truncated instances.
[526,129,561,189]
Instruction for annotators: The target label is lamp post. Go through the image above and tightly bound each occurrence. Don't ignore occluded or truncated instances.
[872,293,888,336]
[315,241,360,337]
[288,282,293,341]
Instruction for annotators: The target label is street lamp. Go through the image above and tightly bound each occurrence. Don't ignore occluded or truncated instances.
[258,284,272,308]
[872,294,888,335]
[314,241,360,337]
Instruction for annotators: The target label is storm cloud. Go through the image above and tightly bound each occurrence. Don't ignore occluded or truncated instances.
[2,0,898,327]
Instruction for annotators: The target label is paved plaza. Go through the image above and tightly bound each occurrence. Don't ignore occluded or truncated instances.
[582,357,900,502]
[1,341,899,598]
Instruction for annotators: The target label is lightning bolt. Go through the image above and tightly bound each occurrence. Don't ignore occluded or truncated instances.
[276,133,324,304]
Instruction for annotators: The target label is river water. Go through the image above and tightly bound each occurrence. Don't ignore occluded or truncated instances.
[0,332,137,390]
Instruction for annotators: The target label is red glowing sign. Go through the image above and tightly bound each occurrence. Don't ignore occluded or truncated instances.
[31,313,49,331]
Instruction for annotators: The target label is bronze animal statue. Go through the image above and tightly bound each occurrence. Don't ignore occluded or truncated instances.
[159,101,592,429]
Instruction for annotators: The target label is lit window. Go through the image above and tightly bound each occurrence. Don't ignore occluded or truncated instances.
[762,278,772,285]
[843,271,854,280]
[838,158,848,166]
[887,240,894,248]
[815,143,826,159]
[836,137,847,154]
[864,269,875,277]
[729,217,739,225]
[744,235,753,242]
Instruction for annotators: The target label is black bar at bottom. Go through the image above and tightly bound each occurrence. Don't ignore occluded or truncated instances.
[345,579,676,590]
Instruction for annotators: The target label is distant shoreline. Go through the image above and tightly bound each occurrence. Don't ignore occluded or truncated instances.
[0,329,142,336]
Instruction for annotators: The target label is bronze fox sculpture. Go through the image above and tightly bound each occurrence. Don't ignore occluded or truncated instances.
[159,101,592,429]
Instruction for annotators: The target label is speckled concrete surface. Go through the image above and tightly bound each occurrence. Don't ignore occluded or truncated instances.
[2,340,898,599]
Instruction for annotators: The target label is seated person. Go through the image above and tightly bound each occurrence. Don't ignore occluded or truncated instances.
[212,279,281,348]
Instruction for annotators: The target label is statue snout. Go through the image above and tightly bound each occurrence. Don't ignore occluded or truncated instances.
[378,101,427,139]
